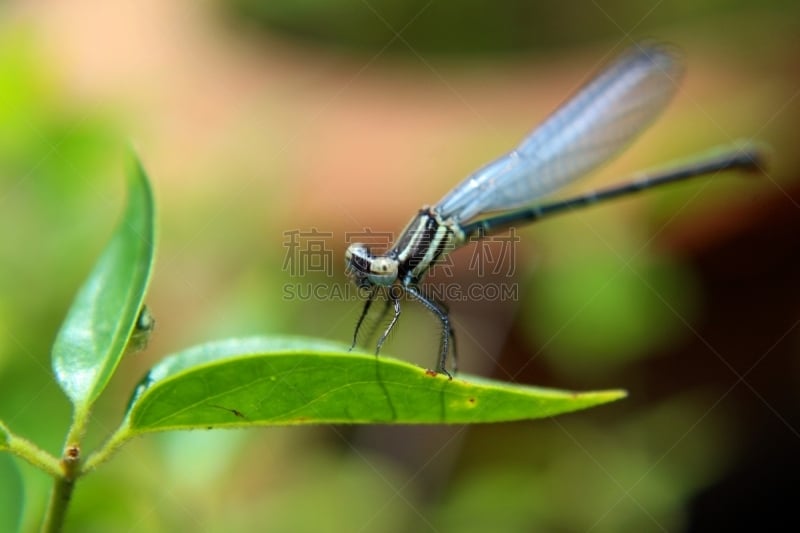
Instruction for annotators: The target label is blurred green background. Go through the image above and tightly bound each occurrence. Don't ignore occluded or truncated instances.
[1,0,799,531]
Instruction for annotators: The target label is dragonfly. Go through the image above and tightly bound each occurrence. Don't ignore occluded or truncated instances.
[344,43,764,378]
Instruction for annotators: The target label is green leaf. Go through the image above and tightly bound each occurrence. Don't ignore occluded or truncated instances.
[123,336,625,433]
[52,152,155,409]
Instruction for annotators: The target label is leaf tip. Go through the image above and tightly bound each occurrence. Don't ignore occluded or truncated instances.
[587,388,628,404]
[124,147,150,189]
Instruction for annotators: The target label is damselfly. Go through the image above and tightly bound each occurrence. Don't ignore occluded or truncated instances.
[345,43,764,377]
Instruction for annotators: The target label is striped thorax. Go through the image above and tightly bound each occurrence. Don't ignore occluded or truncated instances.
[345,206,466,290]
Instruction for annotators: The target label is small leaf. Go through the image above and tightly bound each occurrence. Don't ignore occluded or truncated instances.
[123,336,625,433]
[52,151,156,408]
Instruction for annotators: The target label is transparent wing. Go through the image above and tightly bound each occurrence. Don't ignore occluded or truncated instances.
[435,43,685,222]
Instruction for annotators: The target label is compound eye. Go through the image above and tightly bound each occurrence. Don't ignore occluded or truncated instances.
[345,243,371,272]
[345,243,374,288]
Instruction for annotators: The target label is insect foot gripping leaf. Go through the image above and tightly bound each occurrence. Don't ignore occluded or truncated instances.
[51,152,156,416]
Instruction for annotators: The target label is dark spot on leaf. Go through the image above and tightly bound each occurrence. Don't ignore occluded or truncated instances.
[425,369,437,377]
[468,397,476,404]
[209,404,246,419]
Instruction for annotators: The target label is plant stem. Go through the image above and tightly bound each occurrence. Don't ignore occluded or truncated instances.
[40,440,82,533]
[41,475,76,533]
[40,406,91,533]
[64,406,91,448]
[80,424,131,474]
[40,418,135,531]
[3,429,62,478]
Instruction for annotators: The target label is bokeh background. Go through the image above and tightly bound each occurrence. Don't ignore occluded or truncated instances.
[1,1,798,531]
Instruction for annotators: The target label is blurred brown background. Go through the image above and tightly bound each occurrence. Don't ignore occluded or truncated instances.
[0,0,798,531]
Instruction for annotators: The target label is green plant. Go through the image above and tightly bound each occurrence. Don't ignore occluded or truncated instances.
[0,151,624,532]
